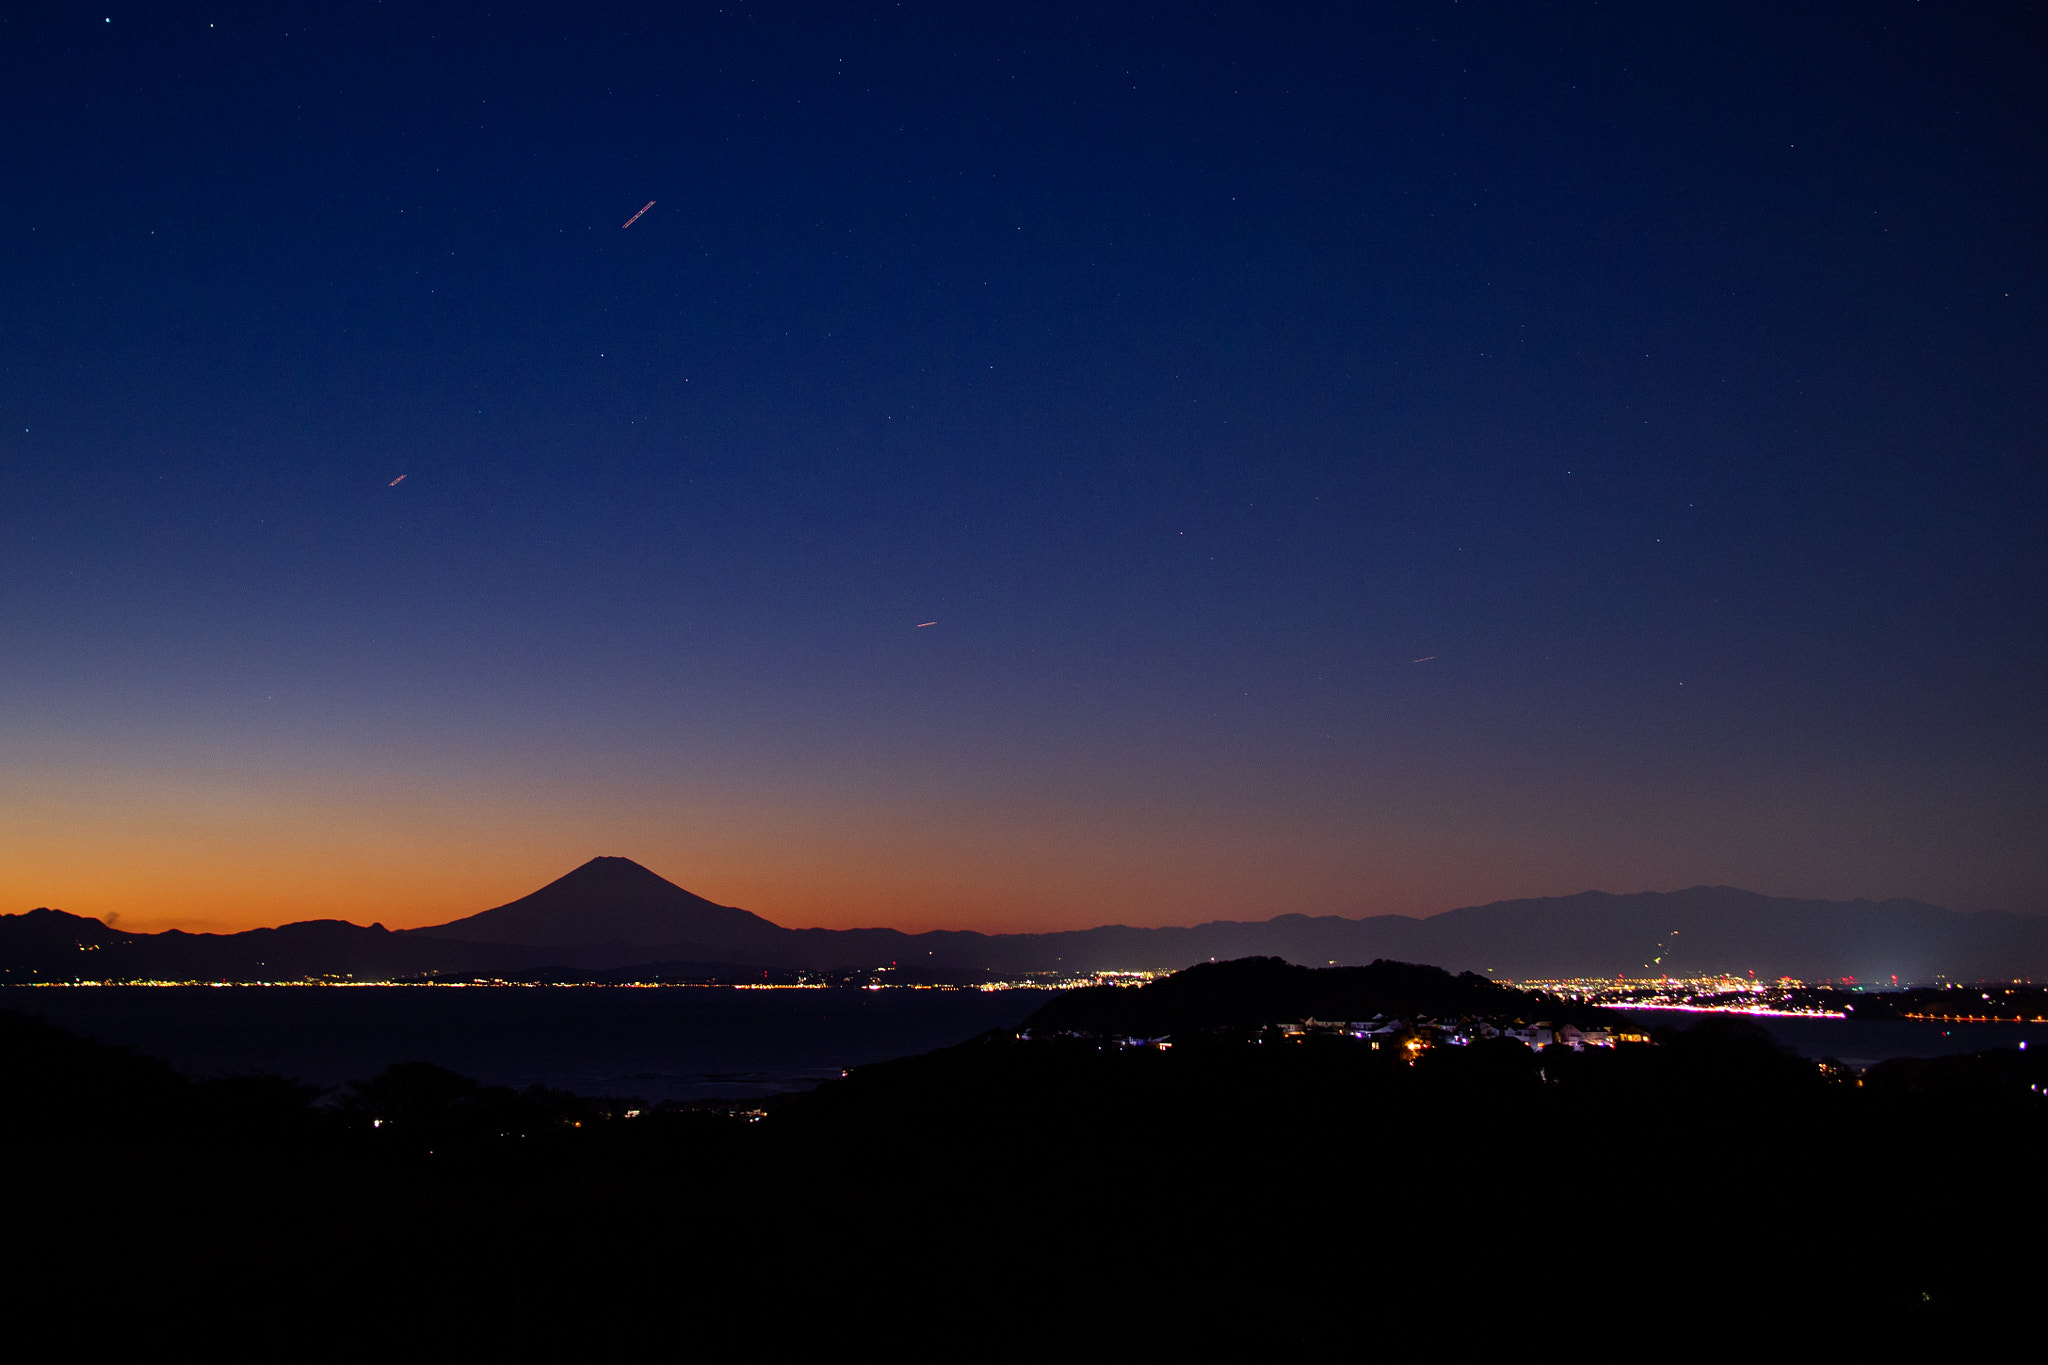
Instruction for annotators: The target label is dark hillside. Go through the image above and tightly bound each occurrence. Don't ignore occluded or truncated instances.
[5,1000,2047,1343]
[1023,955,1551,1034]
[0,907,144,981]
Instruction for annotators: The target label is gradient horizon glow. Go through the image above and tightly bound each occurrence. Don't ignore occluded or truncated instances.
[3,4,2043,935]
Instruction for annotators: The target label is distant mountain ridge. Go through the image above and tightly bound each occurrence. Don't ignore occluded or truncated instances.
[4,856,2045,983]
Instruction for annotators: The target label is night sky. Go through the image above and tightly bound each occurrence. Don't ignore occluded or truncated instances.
[3,3,2043,934]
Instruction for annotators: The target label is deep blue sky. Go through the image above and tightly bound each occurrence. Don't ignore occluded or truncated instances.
[3,2,2044,931]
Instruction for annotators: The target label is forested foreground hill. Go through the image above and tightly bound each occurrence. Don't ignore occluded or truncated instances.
[1020,955,1569,1033]
[4,990,2046,1346]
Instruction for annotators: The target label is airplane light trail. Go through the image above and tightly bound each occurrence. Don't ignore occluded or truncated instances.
[389,474,407,486]
[916,621,937,627]
[622,200,655,229]
[1412,656,1435,662]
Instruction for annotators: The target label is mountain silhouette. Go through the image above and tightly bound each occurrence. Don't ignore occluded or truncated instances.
[7,862,2048,982]
[409,856,782,952]
[387,870,2048,980]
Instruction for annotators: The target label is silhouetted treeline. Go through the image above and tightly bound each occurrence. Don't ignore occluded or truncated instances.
[4,971,2045,1348]
[0,1008,660,1152]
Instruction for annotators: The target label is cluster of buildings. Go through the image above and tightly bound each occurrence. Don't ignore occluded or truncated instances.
[1514,974,1851,1017]
[1054,1018,1658,1054]
[1284,1017,1646,1052]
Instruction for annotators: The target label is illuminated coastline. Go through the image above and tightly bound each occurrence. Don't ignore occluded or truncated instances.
[1597,1000,1847,1019]
[6,969,1168,993]
[1506,974,1852,1017]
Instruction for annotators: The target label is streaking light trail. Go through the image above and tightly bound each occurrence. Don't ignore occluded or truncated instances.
[388,474,407,486]
[621,200,655,229]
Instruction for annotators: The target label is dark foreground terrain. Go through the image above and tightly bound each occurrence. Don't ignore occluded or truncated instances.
[5,959,2043,1350]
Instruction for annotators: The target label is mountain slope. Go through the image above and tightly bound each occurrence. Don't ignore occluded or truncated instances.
[0,908,548,982]
[407,856,784,951]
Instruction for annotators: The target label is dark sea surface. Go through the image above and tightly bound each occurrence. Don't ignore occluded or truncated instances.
[0,985,1045,1101]
[6,988,2037,1101]
[1624,1010,2044,1067]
